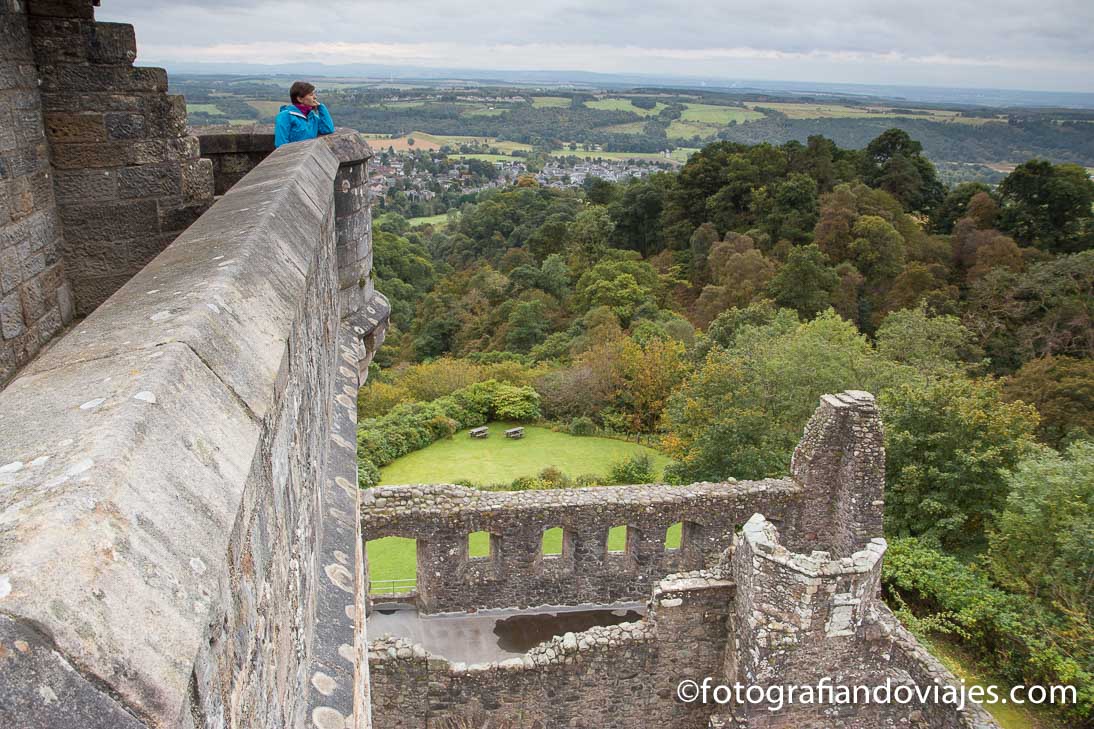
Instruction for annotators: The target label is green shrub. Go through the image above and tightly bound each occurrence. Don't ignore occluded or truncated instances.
[607,453,655,484]
[569,416,597,436]
[359,460,381,489]
[883,538,1093,725]
[490,383,541,421]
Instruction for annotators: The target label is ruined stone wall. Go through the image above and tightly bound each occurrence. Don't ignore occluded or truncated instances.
[368,574,734,729]
[27,0,213,316]
[0,0,73,386]
[362,479,802,613]
[0,131,387,729]
[788,390,886,557]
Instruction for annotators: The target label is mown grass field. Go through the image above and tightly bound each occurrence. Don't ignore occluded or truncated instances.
[368,422,675,583]
[680,103,764,124]
[586,98,668,116]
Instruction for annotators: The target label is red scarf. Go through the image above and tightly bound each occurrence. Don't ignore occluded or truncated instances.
[293,103,313,117]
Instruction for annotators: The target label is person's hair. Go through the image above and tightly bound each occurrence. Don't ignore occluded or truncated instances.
[289,81,315,104]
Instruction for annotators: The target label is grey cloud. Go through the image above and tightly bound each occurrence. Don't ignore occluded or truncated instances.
[101,0,1094,90]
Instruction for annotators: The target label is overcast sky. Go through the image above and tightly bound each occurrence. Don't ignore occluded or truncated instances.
[99,0,1094,92]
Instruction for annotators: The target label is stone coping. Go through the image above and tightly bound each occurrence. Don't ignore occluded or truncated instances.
[0,134,356,725]
[193,125,372,166]
[741,513,887,576]
[363,478,799,520]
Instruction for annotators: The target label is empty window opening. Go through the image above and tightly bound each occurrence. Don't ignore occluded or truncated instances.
[367,536,417,596]
[607,525,628,553]
[665,522,683,550]
[542,527,564,556]
[468,531,494,559]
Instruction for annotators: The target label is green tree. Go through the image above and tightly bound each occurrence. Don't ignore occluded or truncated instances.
[1003,355,1094,447]
[505,299,550,353]
[988,441,1094,618]
[767,244,839,319]
[880,377,1039,548]
[664,311,909,482]
[931,182,992,234]
[860,129,945,214]
[998,160,1094,254]
[875,304,979,375]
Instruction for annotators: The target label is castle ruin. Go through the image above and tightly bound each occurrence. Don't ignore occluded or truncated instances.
[0,3,998,728]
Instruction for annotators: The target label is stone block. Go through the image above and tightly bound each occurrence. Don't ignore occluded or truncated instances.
[0,339,14,384]
[0,289,25,338]
[117,162,182,199]
[86,22,137,64]
[18,238,45,280]
[126,233,175,269]
[40,64,167,94]
[158,200,208,234]
[60,199,158,243]
[182,157,213,204]
[0,246,20,295]
[53,167,117,202]
[144,94,188,138]
[104,111,146,140]
[19,272,48,322]
[26,0,96,19]
[0,109,16,153]
[44,111,106,143]
[49,140,132,169]
[63,237,129,278]
[57,280,74,322]
[35,302,62,343]
[70,272,130,314]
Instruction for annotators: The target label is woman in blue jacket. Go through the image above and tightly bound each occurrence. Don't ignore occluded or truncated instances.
[274,81,335,147]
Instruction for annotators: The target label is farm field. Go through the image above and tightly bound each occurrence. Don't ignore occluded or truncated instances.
[680,103,764,124]
[185,103,224,115]
[586,98,668,116]
[245,100,283,118]
[530,96,571,108]
[368,422,677,584]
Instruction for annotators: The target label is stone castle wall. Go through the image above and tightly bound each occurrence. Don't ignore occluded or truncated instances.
[362,479,801,613]
[0,130,386,729]
[28,0,214,316]
[369,573,734,729]
[0,1,73,384]
[365,394,1001,729]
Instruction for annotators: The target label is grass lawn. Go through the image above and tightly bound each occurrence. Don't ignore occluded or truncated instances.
[531,96,571,108]
[924,636,1062,729]
[378,422,671,486]
[368,422,676,584]
[407,212,456,228]
[680,103,764,124]
[586,98,668,116]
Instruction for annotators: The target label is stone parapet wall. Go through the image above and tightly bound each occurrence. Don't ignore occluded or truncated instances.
[0,0,73,386]
[194,123,276,195]
[788,390,886,557]
[0,130,385,728]
[368,573,734,729]
[27,0,214,316]
[362,479,802,613]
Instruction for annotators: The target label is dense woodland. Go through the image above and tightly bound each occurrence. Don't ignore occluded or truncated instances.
[358,129,1094,725]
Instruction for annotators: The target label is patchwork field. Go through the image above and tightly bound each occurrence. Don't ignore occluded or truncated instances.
[185,103,225,115]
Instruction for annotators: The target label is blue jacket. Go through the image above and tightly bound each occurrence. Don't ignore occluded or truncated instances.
[274,103,335,147]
